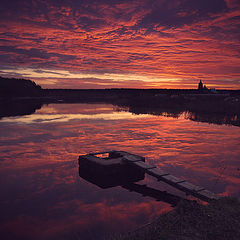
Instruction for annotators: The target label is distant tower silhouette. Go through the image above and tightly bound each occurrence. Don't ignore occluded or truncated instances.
[198,80,203,90]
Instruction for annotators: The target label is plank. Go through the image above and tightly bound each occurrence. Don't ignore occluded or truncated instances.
[177,181,205,192]
[146,168,169,177]
[123,154,143,162]
[196,189,221,200]
[132,161,156,170]
[160,175,185,184]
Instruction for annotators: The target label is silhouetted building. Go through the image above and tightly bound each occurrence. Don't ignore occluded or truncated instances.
[198,80,209,92]
[198,80,203,90]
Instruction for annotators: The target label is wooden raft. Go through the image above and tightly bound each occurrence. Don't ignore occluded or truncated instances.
[79,151,220,202]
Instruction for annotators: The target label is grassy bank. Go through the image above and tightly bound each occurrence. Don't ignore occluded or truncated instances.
[110,197,240,240]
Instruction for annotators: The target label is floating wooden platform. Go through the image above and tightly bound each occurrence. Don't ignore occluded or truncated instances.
[78,150,145,188]
[78,150,221,202]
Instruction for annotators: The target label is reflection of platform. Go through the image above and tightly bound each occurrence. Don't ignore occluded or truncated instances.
[78,151,220,202]
[79,167,188,206]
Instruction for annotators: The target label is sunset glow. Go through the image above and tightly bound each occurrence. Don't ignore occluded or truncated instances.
[0,0,240,89]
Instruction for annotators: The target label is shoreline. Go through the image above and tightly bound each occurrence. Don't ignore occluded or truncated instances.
[1,91,240,127]
[109,197,240,240]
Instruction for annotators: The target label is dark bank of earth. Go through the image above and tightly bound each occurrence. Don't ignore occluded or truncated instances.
[110,197,240,240]
[1,77,240,126]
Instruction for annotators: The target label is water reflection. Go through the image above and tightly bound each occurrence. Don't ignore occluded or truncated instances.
[1,100,239,127]
[0,99,43,119]
[0,103,240,240]
[123,105,240,127]
[0,111,149,124]
[79,158,189,206]
[185,111,240,127]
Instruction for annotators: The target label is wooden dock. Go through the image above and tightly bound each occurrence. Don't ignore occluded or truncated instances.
[79,151,221,202]
[121,152,220,202]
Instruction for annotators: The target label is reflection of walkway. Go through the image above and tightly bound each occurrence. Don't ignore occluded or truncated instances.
[122,183,189,206]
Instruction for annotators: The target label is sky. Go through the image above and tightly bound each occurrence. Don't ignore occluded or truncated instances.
[0,0,240,89]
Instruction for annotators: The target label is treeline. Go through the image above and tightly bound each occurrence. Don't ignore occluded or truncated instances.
[0,76,42,98]
[0,77,240,126]
[1,76,240,100]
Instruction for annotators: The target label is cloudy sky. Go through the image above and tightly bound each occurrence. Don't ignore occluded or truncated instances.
[0,0,240,89]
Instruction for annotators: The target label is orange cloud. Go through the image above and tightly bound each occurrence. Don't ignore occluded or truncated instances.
[0,0,240,89]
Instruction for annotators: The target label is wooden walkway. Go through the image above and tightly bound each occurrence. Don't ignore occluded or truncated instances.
[122,153,220,202]
[79,150,221,202]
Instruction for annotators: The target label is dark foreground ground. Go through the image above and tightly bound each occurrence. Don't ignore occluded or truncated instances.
[109,197,240,240]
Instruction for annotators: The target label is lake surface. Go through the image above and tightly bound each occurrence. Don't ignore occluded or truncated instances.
[0,103,240,240]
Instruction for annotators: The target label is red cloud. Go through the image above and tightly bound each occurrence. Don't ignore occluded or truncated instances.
[0,0,240,89]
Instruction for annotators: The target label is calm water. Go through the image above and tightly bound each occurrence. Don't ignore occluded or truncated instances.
[0,103,240,240]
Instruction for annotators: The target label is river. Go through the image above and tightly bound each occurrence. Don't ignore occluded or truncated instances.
[0,103,239,240]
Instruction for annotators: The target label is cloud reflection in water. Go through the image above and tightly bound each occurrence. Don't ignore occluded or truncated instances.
[0,103,239,240]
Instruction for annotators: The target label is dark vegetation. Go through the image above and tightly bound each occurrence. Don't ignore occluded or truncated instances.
[109,197,240,240]
[0,77,44,118]
[116,93,240,127]
[0,76,42,97]
[0,77,240,126]
[40,86,240,127]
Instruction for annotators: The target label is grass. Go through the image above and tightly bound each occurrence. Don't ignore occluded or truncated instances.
[109,197,240,240]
